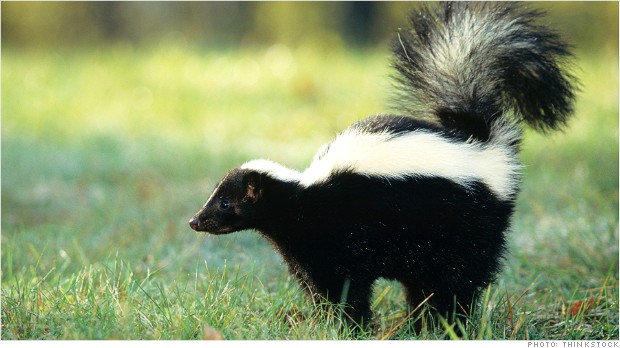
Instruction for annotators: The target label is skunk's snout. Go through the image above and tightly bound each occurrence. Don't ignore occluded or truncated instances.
[189,212,219,233]
[189,216,200,231]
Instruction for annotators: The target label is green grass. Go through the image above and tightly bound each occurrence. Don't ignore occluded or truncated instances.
[2,44,618,340]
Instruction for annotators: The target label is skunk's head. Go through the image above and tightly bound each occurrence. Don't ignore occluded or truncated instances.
[189,168,264,234]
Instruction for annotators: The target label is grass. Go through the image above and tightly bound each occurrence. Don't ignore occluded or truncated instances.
[1,43,618,340]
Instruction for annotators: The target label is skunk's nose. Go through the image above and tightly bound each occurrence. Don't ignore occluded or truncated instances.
[189,216,199,230]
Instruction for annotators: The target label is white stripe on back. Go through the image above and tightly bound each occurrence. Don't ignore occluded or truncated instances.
[242,125,520,200]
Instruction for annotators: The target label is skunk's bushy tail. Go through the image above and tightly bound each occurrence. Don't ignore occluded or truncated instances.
[392,2,577,140]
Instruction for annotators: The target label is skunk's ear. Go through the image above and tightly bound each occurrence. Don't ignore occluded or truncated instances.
[243,171,263,203]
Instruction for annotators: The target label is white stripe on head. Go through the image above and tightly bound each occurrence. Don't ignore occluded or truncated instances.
[241,159,302,183]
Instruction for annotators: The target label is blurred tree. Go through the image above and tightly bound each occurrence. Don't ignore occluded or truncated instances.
[91,2,124,41]
[2,2,99,47]
[340,2,378,46]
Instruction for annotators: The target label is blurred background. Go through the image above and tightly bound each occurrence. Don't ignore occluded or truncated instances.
[2,2,618,52]
[2,2,618,339]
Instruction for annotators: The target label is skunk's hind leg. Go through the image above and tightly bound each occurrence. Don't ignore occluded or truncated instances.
[402,281,474,330]
[312,275,374,328]
[329,277,373,328]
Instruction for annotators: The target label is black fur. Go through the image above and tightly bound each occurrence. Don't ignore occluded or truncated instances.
[189,2,576,328]
[351,114,472,142]
[191,166,512,324]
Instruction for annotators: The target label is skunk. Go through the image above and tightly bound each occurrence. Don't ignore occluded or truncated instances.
[189,2,576,326]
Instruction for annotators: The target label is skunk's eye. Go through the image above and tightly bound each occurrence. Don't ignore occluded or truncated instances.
[220,199,231,210]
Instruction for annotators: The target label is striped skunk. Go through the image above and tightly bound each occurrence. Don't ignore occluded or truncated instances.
[189,2,576,326]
